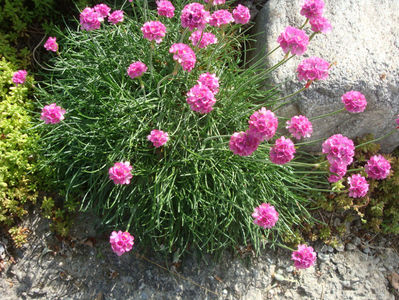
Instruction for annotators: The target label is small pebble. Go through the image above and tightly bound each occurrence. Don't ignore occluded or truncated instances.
[346,243,357,251]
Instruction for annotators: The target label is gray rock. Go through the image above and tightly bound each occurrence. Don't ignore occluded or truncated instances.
[252,0,399,152]
[345,243,357,251]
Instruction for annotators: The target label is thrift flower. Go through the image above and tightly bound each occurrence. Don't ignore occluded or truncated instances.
[109,161,133,185]
[292,244,317,269]
[348,174,369,198]
[40,103,66,124]
[248,108,278,141]
[322,134,355,166]
[181,3,210,31]
[229,130,261,157]
[233,4,251,24]
[270,136,296,165]
[328,162,347,183]
[44,37,58,52]
[141,21,166,43]
[127,62,147,79]
[309,16,332,33]
[204,0,226,5]
[297,56,330,82]
[197,72,219,94]
[365,155,391,180]
[186,84,216,114]
[108,10,124,24]
[277,26,309,56]
[157,0,175,18]
[110,231,134,256]
[209,9,233,27]
[341,91,367,113]
[94,4,111,20]
[12,70,27,86]
[189,31,218,49]
[169,43,196,72]
[252,203,279,229]
[80,7,101,31]
[300,0,324,19]
[286,115,313,140]
[147,129,169,148]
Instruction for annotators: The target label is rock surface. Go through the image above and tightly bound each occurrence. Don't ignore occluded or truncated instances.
[252,0,399,152]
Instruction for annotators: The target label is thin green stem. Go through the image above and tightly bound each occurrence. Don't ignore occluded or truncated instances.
[295,137,326,146]
[273,87,307,111]
[356,129,397,149]
[310,108,346,121]
[299,19,309,29]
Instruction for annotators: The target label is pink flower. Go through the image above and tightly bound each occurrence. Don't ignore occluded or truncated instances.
[365,155,391,180]
[169,43,196,72]
[141,21,166,44]
[300,0,324,19]
[229,130,261,156]
[109,161,133,185]
[197,72,219,94]
[209,9,233,27]
[157,0,175,18]
[286,115,313,140]
[277,26,309,56]
[322,134,355,166]
[233,4,251,24]
[12,70,27,86]
[204,0,226,5]
[328,162,347,183]
[44,37,58,52]
[108,10,124,24]
[127,62,147,79]
[94,4,111,20]
[186,84,216,114]
[292,244,317,269]
[252,203,279,229]
[40,103,66,124]
[80,7,101,31]
[181,3,210,31]
[270,136,296,165]
[309,16,332,33]
[110,231,134,256]
[348,174,369,198]
[297,56,330,82]
[248,108,278,141]
[341,91,367,113]
[396,115,399,128]
[147,129,169,148]
[189,31,218,49]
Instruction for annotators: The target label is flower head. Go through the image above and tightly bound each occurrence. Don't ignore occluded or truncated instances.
[169,43,196,72]
[109,161,133,185]
[186,84,216,114]
[40,103,66,124]
[141,21,166,43]
[80,7,101,31]
[297,56,330,82]
[286,115,313,140]
[147,129,169,148]
[157,0,175,18]
[328,162,347,183]
[204,0,226,5]
[127,62,147,79]
[110,231,134,256]
[94,4,111,20]
[233,4,250,24]
[12,70,27,86]
[181,3,210,31]
[229,130,261,156]
[365,155,391,180]
[348,174,369,198]
[252,203,279,229]
[197,73,219,94]
[189,31,218,49]
[248,108,278,141]
[341,91,367,113]
[209,9,233,27]
[277,26,309,56]
[309,16,332,33]
[270,136,296,165]
[322,134,355,166]
[44,37,58,52]
[300,0,324,19]
[292,244,317,269]
[108,10,124,24]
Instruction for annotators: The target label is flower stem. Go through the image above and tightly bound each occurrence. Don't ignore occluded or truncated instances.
[355,129,397,149]
[310,108,346,121]
[273,87,307,111]
[299,19,309,29]
[295,137,327,146]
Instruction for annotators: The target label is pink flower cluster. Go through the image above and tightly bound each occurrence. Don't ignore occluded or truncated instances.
[348,174,369,198]
[169,43,196,72]
[365,155,391,180]
[109,161,133,185]
[80,4,123,30]
[270,136,296,165]
[248,108,278,141]
[232,4,250,24]
[12,70,27,86]
[181,3,210,31]
[189,31,217,49]
[141,21,166,44]
[292,244,317,269]
[94,4,111,20]
[229,131,261,157]
[186,84,216,114]
[341,91,367,113]
[252,203,279,229]
[297,56,329,83]
[110,231,134,256]
[328,162,347,183]
[197,72,219,94]
[127,61,147,79]
[300,0,324,19]
[277,26,309,56]
[40,103,66,124]
[108,10,124,25]
[147,129,169,148]
[209,9,233,27]
[204,0,226,5]
[157,0,175,18]
[44,37,58,52]
[286,115,313,140]
[309,16,332,33]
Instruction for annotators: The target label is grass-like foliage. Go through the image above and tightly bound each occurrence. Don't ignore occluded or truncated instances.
[36,1,324,256]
